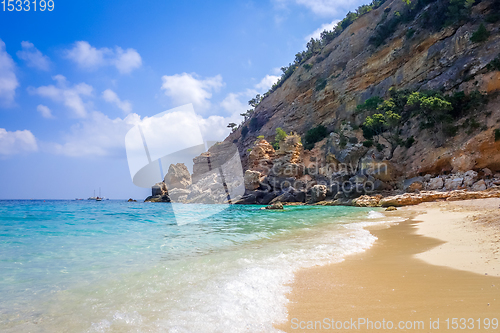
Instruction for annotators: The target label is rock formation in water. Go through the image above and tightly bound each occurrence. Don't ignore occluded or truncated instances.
[164,163,192,190]
[144,182,171,202]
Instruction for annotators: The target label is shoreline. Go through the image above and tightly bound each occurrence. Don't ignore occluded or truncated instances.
[411,199,500,277]
[275,198,500,332]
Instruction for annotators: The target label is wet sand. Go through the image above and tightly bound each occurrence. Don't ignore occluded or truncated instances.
[276,199,500,332]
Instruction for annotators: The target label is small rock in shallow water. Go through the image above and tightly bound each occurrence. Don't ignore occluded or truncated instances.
[263,202,284,210]
[385,206,397,211]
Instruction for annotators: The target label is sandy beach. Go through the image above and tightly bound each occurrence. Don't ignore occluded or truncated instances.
[276,198,500,332]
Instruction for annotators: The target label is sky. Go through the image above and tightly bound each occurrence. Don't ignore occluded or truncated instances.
[0,0,367,199]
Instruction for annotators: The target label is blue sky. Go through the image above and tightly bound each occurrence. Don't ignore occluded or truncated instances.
[0,0,366,199]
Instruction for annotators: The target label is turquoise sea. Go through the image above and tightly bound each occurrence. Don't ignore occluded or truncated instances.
[0,200,400,332]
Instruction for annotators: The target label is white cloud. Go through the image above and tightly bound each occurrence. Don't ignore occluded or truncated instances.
[29,75,93,118]
[197,113,242,142]
[276,0,366,17]
[102,89,132,114]
[46,111,141,157]
[45,108,236,158]
[64,41,107,69]
[0,39,19,107]
[221,93,249,115]
[16,41,51,71]
[305,19,340,41]
[161,73,224,111]
[113,47,142,74]
[64,41,142,74]
[36,104,55,119]
[271,67,282,75]
[255,75,280,92]
[0,128,38,155]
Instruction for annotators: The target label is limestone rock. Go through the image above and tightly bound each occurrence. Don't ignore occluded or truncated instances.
[248,140,275,174]
[169,188,191,202]
[152,182,168,196]
[244,170,262,191]
[463,170,478,187]
[427,177,444,190]
[145,183,170,202]
[352,194,382,207]
[379,191,449,207]
[471,179,487,191]
[275,135,303,164]
[263,202,284,210]
[385,206,397,211]
[378,188,500,207]
[407,182,423,193]
[310,185,327,203]
[271,135,304,178]
[164,163,192,189]
[330,143,368,168]
[362,160,400,182]
[404,177,424,192]
[270,188,306,204]
[144,195,171,203]
[444,177,463,191]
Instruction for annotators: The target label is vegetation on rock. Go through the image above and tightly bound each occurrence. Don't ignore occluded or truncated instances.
[359,88,488,158]
[304,125,328,150]
[241,125,249,138]
[273,128,288,150]
[470,23,490,43]
[487,54,500,72]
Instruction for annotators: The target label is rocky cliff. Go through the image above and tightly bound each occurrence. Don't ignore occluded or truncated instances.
[228,0,500,176]
[152,0,500,206]
[214,0,500,204]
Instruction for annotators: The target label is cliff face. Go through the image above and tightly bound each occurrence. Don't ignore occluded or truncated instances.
[225,0,500,178]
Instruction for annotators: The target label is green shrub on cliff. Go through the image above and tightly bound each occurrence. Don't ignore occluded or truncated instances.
[272,127,287,150]
[241,125,249,138]
[304,125,328,150]
[486,12,500,23]
[249,117,261,132]
[470,24,490,43]
[445,0,475,26]
[315,78,327,91]
[487,55,500,72]
[404,136,415,148]
[356,96,384,113]
[363,110,403,158]
[339,133,348,148]
[303,63,313,70]
[407,92,456,136]
[363,139,374,147]
[495,129,500,141]
[446,90,488,118]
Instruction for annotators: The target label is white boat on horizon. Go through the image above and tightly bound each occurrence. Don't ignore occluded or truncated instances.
[88,188,104,201]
